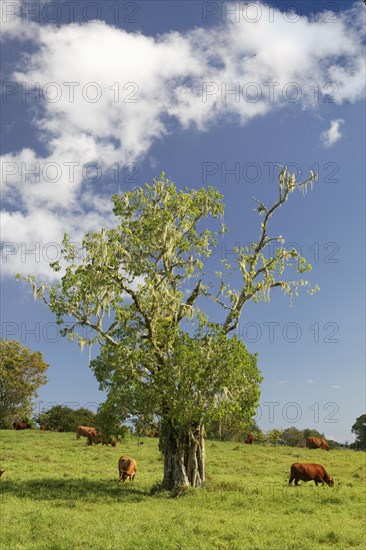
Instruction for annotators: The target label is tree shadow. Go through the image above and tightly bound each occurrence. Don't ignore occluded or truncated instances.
[0,478,147,503]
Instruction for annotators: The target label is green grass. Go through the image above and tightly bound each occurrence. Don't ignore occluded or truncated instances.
[0,431,365,549]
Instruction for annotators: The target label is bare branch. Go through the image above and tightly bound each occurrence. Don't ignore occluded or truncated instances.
[222,168,318,333]
[204,291,234,311]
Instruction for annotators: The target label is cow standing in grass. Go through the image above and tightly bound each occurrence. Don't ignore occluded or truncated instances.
[118,456,137,482]
[94,431,117,447]
[289,463,334,486]
[13,422,31,430]
[306,436,330,451]
[76,426,97,445]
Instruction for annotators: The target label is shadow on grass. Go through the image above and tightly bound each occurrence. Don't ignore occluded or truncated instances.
[0,478,148,503]
[1,478,206,503]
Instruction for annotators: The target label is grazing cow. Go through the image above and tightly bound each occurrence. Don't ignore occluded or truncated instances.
[97,438,117,447]
[76,426,97,445]
[118,456,137,482]
[0,470,5,478]
[94,431,117,447]
[306,436,330,451]
[39,424,48,431]
[101,437,116,447]
[289,463,334,487]
[246,433,254,444]
[13,421,31,430]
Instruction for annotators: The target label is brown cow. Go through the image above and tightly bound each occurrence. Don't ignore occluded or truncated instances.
[13,421,31,430]
[98,438,116,447]
[76,426,97,445]
[118,456,137,482]
[289,463,334,487]
[246,433,254,444]
[94,431,117,447]
[306,436,330,451]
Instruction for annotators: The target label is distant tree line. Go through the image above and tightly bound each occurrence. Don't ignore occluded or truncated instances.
[32,407,364,451]
[205,417,360,449]
[206,421,329,446]
[34,405,130,440]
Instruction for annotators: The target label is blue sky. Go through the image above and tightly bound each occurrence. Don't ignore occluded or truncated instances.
[1,0,365,442]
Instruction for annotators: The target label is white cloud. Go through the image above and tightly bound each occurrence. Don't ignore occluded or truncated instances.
[307,379,315,384]
[332,385,342,389]
[0,0,40,41]
[1,2,365,278]
[320,119,345,147]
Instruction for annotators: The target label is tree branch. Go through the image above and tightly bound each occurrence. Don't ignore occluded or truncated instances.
[222,168,318,333]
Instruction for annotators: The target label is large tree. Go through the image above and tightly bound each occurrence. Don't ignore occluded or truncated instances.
[20,167,318,488]
[0,339,48,428]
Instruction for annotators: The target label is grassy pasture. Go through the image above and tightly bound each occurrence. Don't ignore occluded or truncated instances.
[0,430,365,549]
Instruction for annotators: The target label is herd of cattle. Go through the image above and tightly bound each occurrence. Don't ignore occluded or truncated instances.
[72,427,336,486]
[8,424,334,486]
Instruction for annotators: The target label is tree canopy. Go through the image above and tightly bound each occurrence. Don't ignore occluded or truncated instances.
[35,405,96,432]
[352,414,366,450]
[91,328,261,435]
[20,168,319,487]
[0,339,48,428]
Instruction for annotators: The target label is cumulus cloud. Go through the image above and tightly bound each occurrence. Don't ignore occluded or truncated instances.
[1,2,365,278]
[0,0,40,41]
[320,119,345,147]
[332,385,343,389]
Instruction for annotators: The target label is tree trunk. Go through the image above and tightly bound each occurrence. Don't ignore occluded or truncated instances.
[159,418,205,489]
